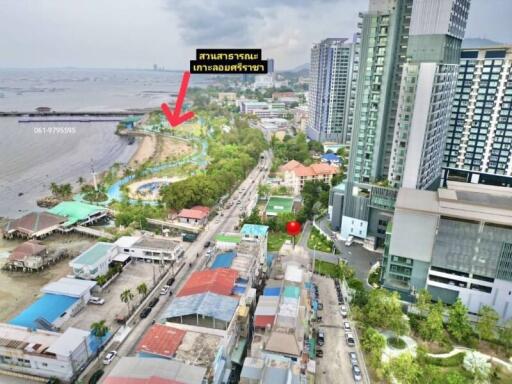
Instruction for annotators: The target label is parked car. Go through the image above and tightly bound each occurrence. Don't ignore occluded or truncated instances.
[348,352,358,366]
[316,349,324,358]
[167,277,175,286]
[317,301,324,311]
[148,297,159,308]
[317,330,325,346]
[89,296,105,305]
[345,333,355,347]
[343,321,351,331]
[340,305,348,318]
[139,307,152,319]
[102,351,117,365]
[352,364,362,382]
[204,241,211,248]
[160,285,170,295]
[345,235,354,247]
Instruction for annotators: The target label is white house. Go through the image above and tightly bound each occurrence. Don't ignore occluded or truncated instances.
[115,235,185,262]
[0,324,91,382]
[69,242,117,280]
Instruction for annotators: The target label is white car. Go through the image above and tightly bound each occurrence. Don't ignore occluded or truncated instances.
[160,285,170,295]
[343,321,351,331]
[340,305,348,318]
[102,350,117,365]
[345,235,354,247]
[89,296,105,305]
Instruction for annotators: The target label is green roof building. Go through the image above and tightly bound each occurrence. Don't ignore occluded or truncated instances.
[48,201,107,226]
[69,242,116,280]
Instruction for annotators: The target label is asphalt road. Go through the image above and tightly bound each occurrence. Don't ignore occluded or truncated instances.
[79,151,272,383]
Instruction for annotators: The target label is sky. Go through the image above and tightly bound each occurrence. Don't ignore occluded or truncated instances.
[0,0,510,70]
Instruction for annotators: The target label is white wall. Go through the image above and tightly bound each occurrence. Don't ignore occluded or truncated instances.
[340,215,368,240]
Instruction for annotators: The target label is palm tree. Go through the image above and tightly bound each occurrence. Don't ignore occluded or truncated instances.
[90,320,109,340]
[77,176,85,185]
[96,275,107,287]
[50,182,59,197]
[120,289,134,314]
[137,283,148,299]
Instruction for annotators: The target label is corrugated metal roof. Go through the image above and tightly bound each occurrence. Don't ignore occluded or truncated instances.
[211,252,235,269]
[241,224,269,238]
[283,286,300,299]
[254,315,275,328]
[284,265,303,283]
[48,201,105,226]
[177,268,237,297]
[71,242,115,267]
[136,324,186,358]
[263,287,281,296]
[9,294,78,329]
[163,292,239,322]
[254,296,279,316]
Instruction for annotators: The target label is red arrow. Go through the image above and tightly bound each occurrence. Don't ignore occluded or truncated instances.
[161,71,195,128]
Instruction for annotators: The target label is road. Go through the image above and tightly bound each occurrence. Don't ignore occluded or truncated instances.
[79,151,272,383]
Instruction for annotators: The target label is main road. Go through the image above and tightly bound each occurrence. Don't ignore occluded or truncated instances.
[80,151,272,383]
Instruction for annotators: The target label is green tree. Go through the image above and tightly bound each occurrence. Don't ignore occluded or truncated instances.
[476,305,498,341]
[136,282,148,299]
[120,289,134,314]
[77,176,85,185]
[415,288,433,318]
[419,301,444,342]
[96,275,107,287]
[365,290,408,338]
[90,319,109,345]
[384,353,422,384]
[257,184,271,198]
[447,298,472,343]
[360,326,386,368]
[499,319,512,353]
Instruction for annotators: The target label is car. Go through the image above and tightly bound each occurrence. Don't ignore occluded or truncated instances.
[352,364,362,382]
[206,248,213,255]
[89,296,105,305]
[139,307,152,319]
[102,351,117,365]
[343,321,351,331]
[340,305,348,318]
[317,301,323,311]
[237,200,241,205]
[204,241,211,248]
[148,297,159,308]
[348,352,358,366]
[345,333,355,347]
[167,277,175,286]
[160,285,170,295]
[316,349,324,358]
[345,235,354,247]
[317,330,325,346]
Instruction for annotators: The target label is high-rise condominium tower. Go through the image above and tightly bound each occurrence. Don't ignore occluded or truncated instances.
[443,46,512,187]
[307,38,357,143]
[330,0,470,246]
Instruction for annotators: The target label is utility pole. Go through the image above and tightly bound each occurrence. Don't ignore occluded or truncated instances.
[90,159,98,191]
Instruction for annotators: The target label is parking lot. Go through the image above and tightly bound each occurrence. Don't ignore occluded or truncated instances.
[64,261,161,331]
[313,275,364,384]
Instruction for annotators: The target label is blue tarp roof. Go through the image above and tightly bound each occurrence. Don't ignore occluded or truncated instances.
[211,251,235,269]
[241,224,269,238]
[9,294,78,329]
[163,292,239,322]
[322,153,341,162]
[263,287,281,296]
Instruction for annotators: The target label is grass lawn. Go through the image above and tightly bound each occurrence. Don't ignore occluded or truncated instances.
[268,232,290,252]
[314,259,341,278]
[307,227,338,253]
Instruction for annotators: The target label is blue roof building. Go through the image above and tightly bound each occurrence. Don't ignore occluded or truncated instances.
[241,224,269,239]
[211,251,235,269]
[9,293,79,330]
[321,153,342,165]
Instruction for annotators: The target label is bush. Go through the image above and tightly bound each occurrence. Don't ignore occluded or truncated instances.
[368,266,382,286]
[424,352,465,367]
[388,337,406,349]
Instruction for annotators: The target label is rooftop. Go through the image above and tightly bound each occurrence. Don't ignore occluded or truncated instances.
[163,292,239,323]
[9,293,78,330]
[177,268,238,297]
[174,331,223,368]
[103,356,206,384]
[178,208,208,220]
[4,212,66,235]
[211,251,235,269]
[9,240,46,261]
[71,242,115,267]
[42,277,96,298]
[48,201,106,226]
[215,234,242,244]
[0,323,61,354]
[46,327,90,356]
[280,160,338,177]
[133,236,181,251]
[241,224,269,238]
[136,324,186,359]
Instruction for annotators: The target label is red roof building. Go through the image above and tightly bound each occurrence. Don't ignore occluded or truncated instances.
[190,206,210,215]
[280,160,338,195]
[136,324,186,359]
[254,315,275,328]
[177,268,238,297]
[177,207,209,226]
